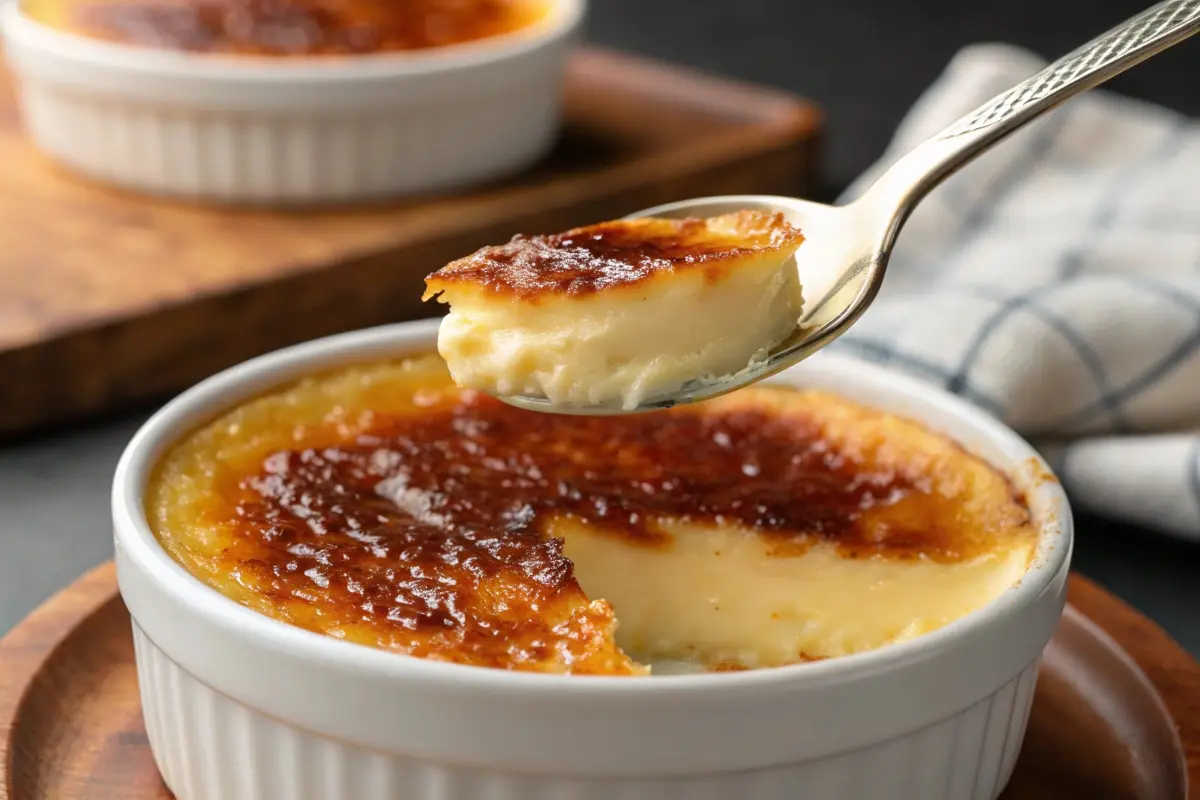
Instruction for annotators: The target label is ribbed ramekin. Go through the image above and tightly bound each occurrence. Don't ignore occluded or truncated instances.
[112,319,1072,800]
[2,1,583,204]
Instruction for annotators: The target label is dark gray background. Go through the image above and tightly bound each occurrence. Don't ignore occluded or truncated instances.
[590,0,1200,195]
[1,0,1198,656]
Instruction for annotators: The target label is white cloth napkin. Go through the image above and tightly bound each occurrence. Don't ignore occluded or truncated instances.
[829,43,1200,539]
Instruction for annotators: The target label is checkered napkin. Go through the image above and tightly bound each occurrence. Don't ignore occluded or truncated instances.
[829,43,1200,539]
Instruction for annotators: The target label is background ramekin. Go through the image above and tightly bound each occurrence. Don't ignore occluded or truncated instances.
[2,0,584,204]
[112,318,1072,800]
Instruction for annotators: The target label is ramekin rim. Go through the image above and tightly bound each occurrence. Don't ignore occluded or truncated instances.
[112,319,1072,696]
[2,0,585,82]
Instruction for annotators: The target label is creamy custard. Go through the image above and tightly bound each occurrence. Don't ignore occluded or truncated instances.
[424,211,805,410]
[146,355,1037,675]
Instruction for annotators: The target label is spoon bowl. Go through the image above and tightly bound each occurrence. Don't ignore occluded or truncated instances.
[499,0,1199,415]
[499,194,880,414]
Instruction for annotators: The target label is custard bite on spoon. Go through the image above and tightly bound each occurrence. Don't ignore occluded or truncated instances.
[423,210,805,411]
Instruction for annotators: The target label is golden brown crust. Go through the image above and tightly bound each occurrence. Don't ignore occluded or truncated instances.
[147,358,1035,674]
[423,211,804,301]
[57,0,546,55]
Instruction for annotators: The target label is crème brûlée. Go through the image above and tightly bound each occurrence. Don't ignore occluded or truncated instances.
[423,211,806,410]
[146,355,1038,675]
[23,0,548,55]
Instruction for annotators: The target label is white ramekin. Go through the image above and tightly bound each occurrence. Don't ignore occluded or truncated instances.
[2,1,584,204]
[112,318,1072,800]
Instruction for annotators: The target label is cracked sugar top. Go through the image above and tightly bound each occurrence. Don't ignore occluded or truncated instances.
[27,0,549,55]
[145,355,1037,675]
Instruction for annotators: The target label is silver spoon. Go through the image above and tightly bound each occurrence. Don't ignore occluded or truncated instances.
[502,0,1200,415]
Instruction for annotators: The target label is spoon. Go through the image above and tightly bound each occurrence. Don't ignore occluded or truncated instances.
[500,0,1200,415]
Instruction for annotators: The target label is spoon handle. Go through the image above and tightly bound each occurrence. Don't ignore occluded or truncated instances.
[859,0,1200,243]
[940,0,1200,140]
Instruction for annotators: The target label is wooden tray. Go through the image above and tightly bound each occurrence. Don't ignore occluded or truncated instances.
[0,565,1196,799]
[0,47,821,440]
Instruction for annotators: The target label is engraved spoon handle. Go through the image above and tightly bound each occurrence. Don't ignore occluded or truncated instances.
[857,0,1200,246]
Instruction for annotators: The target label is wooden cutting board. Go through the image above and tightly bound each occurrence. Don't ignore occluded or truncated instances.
[0,47,821,439]
[0,568,1196,798]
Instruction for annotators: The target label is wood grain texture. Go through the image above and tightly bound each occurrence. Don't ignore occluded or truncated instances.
[0,46,821,440]
[0,565,1196,799]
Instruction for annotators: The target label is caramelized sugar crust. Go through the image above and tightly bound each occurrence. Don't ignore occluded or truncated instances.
[51,0,546,55]
[423,211,804,300]
[146,357,1034,673]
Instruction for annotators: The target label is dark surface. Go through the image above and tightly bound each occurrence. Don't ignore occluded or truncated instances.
[0,0,1197,659]
[0,45,819,440]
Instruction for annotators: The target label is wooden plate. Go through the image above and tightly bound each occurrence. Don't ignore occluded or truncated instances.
[0,565,1196,799]
[0,46,821,441]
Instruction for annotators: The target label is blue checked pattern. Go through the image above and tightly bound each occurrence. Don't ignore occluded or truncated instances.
[831,44,1200,539]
